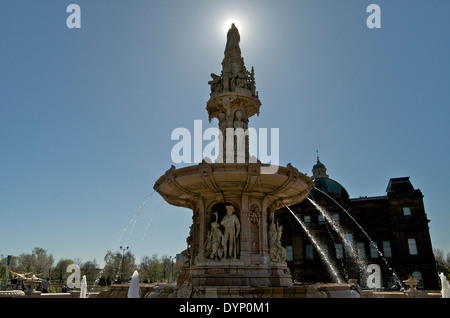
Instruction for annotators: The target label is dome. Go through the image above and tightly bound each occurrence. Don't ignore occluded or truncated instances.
[313,161,326,170]
[311,177,349,198]
[310,152,349,199]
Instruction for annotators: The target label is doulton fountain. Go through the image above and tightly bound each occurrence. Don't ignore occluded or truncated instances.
[151,24,361,298]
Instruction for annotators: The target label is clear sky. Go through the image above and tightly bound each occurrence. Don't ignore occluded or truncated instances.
[1,0,449,268]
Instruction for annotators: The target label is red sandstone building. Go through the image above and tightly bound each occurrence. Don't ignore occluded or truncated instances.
[277,156,439,290]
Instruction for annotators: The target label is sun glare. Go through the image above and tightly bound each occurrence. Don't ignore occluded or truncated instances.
[223,18,243,35]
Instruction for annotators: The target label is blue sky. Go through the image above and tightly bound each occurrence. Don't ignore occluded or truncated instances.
[0,0,449,268]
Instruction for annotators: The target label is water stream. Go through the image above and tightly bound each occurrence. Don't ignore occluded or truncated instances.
[286,205,343,283]
[307,197,368,276]
[311,187,403,288]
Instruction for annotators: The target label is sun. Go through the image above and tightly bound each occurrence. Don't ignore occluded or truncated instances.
[223,18,243,35]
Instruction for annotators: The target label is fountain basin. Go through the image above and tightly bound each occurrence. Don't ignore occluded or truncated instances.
[154,162,313,212]
[153,161,313,288]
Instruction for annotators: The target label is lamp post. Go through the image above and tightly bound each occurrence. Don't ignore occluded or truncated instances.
[119,246,129,284]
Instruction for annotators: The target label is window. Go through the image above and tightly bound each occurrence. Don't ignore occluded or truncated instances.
[408,239,418,255]
[332,213,340,224]
[318,215,325,225]
[344,233,353,258]
[403,207,411,216]
[382,241,392,257]
[370,242,379,258]
[357,242,366,258]
[412,271,424,288]
[304,215,311,226]
[320,244,329,257]
[336,244,344,259]
[286,245,293,262]
[306,245,314,260]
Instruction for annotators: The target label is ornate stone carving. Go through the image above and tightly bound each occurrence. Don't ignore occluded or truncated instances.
[207,24,258,98]
[249,204,260,224]
[268,213,287,263]
[208,73,222,94]
[180,224,193,267]
[202,205,241,261]
[221,205,241,259]
[203,212,224,260]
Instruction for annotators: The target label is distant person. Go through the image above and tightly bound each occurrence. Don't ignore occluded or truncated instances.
[42,277,51,293]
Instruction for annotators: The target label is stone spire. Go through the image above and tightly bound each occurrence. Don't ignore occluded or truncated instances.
[206,24,262,163]
[207,24,258,99]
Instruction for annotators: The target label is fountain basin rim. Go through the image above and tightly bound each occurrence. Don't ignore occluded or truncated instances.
[154,162,314,210]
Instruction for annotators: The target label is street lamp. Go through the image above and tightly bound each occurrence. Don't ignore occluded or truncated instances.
[119,246,129,284]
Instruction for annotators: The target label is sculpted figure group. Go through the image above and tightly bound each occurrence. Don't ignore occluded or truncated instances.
[268,213,287,263]
[203,205,287,263]
[204,205,241,260]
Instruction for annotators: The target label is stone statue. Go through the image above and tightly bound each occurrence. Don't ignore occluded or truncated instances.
[208,73,222,94]
[204,212,224,260]
[268,213,287,262]
[225,23,240,52]
[233,110,244,129]
[221,205,241,259]
[222,71,230,92]
[236,66,249,89]
[181,224,193,266]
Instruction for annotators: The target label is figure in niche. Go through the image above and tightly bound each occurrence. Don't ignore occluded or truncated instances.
[234,110,244,129]
[221,205,241,259]
[268,213,287,262]
[204,212,224,260]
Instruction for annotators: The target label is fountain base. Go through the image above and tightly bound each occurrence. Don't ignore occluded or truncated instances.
[141,283,363,298]
[176,262,292,287]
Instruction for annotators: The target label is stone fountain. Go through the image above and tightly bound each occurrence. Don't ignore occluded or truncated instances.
[151,24,361,298]
[154,23,313,292]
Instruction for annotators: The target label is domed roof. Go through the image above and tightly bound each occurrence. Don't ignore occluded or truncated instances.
[310,152,349,199]
[313,161,326,170]
[311,177,349,198]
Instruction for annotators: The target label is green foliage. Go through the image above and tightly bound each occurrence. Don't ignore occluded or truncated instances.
[2,247,183,289]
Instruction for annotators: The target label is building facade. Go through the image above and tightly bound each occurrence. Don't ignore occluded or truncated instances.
[276,156,439,290]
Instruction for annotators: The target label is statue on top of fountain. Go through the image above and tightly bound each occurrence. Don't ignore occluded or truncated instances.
[225,23,240,54]
[208,24,258,98]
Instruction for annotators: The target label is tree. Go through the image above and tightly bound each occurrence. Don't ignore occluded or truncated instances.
[16,247,54,277]
[161,255,172,282]
[139,254,161,283]
[101,250,136,284]
[32,247,54,276]
[434,248,449,277]
[51,259,74,282]
[81,259,99,282]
